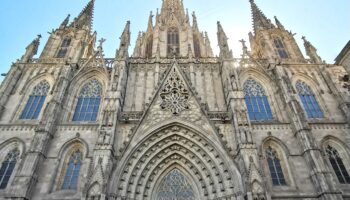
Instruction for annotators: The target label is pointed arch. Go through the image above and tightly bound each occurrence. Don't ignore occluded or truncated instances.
[295,80,324,119]
[321,137,350,184]
[273,37,288,59]
[109,123,244,200]
[243,79,273,121]
[19,80,50,120]
[72,78,103,122]
[54,139,87,191]
[56,37,72,58]
[167,27,180,57]
[262,138,294,187]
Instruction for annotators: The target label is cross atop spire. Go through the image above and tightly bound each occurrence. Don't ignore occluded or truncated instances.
[70,0,95,31]
[249,0,274,33]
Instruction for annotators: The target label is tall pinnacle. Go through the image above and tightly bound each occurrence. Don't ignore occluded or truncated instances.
[249,0,274,33]
[217,21,232,59]
[70,0,95,31]
[160,0,186,22]
[147,11,154,32]
[302,36,322,64]
[116,21,131,59]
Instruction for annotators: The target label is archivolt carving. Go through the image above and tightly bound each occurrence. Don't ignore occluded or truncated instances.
[110,124,243,200]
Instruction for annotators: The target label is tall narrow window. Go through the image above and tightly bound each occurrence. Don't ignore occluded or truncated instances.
[20,80,50,120]
[145,36,153,58]
[167,27,180,57]
[243,79,273,121]
[326,145,350,184]
[73,79,102,122]
[156,169,195,200]
[57,38,71,58]
[295,81,324,119]
[0,149,19,189]
[274,38,288,59]
[193,35,201,58]
[266,146,286,186]
[62,150,82,190]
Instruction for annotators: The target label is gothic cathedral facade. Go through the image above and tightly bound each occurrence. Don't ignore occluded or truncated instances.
[0,0,349,199]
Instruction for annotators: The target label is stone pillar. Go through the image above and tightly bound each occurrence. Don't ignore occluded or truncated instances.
[0,63,23,117]
[10,64,73,199]
[272,64,342,200]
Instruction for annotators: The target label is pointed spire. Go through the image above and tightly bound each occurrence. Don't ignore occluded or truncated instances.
[274,16,285,30]
[192,12,199,31]
[60,14,70,29]
[21,34,41,62]
[160,0,186,23]
[204,32,214,57]
[70,0,95,31]
[302,36,322,64]
[147,11,154,32]
[188,44,193,59]
[217,21,232,59]
[116,21,131,59]
[249,0,274,33]
[133,32,143,57]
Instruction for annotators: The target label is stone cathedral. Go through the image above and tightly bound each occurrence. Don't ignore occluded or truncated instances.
[0,0,349,199]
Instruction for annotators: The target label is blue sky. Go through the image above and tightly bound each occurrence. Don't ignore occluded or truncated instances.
[0,0,349,82]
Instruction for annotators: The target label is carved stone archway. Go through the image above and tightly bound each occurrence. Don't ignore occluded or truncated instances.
[109,123,244,200]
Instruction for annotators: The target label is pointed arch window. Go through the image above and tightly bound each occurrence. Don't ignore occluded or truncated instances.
[0,149,20,189]
[145,36,153,58]
[167,27,180,57]
[274,38,288,59]
[193,35,201,58]
[266,146,286,186]
[20,80,50,120]
[156,169,195,200]
[73,79,102,122]
[57,38,71,58]
[326,145,350,184]
[62,150,82,190]
[295,81,324,119]
[243,79,273,121]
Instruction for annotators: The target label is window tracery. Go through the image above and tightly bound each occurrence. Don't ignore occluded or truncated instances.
[273,38,288,59]
[57,38,71,58]
[243,79,273,121]
[167,27,180,57]
[61,149,82,190]
[160,68,189,115]
[295,81,324,119]
[156,169,195,200]
[325,145,350,184]
[265,146,286,186]
[0,149,19,189]
[20,80,50,120]
[73,79,102,122]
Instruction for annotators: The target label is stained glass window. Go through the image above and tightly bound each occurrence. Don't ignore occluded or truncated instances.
[274,39,288,59]
[57,38,71,58]
[0,149,19,189]
[193,35,201,58]
[62,150,82,190]
[295,81,324,119]
[326,145,350,184]
[243,79,273,121]
[167,27,180,57]
[156,169,195,200]
[20,80,50,120]
[72,79,102,122]
[266,147,286,186]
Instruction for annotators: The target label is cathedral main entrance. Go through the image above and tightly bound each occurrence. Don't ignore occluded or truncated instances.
[109,123,244,200]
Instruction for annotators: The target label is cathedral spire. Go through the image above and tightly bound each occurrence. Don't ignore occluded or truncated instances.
[116,21,131,59]
[249,0,274,33]
[147,11,154,33]
[274,16,285,31]
[302,36,322,64]
[192,11,199,31]
[160,0,186,23]
[59,14,70,29]
[217,21,232,59]
[70,0,95,31]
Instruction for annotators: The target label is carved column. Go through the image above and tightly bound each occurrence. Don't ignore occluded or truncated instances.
[84,59,127,200]
[272,64,342,200]
[10,64,73,199]
[222,60,269,200]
